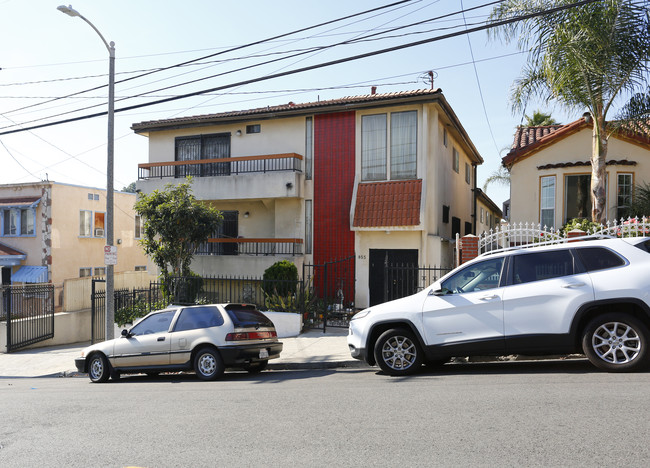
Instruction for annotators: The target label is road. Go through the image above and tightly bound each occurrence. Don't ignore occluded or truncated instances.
[1,359,649,467]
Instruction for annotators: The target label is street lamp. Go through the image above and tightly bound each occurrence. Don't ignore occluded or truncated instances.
[58,5,116,340]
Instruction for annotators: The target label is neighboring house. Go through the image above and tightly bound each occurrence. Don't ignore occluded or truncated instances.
[475,188,503,234]
[132,89,488,308]
[503,115,650,228]
[0,182,149,310]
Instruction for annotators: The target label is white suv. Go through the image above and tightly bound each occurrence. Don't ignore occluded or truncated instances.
[348,237,650,375]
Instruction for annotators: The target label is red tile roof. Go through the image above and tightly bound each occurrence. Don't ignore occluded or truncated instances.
[132,89,443,132]
[502,118,650,168]
[353,180,421,228]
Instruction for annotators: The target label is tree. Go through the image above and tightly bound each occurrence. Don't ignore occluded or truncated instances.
[489,0,650,223]
[122,182,137,193]
[483,165,511,192]
[524,110,559,126]
[134,178,222,288]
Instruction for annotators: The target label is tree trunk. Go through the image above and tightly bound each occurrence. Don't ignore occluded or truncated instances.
[591,114,608,224]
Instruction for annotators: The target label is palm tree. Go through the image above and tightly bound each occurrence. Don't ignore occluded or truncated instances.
[489,0,650,223]
[483,165,511,192]
[524,110,559,126]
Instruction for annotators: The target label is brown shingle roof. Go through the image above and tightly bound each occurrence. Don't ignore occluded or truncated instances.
[353,180,421,228]
[0,196,41,208]
[0,242,25,257]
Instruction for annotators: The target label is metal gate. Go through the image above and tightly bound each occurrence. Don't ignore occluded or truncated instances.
[383,263,451,302]
[303,256,355,331]
[2,284,55,352]
[91,279,106,344]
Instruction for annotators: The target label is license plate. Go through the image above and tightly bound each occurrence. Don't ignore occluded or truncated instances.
[259,349,269,359]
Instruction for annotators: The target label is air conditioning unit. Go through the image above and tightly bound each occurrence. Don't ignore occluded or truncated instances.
[95,228,104,237]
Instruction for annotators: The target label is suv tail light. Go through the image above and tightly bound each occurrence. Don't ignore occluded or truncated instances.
[226,331,277,341]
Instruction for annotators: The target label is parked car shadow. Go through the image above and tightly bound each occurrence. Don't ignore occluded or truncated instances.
[104,368,340,384]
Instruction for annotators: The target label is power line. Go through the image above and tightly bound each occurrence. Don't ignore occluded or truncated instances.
[0,0,599,137]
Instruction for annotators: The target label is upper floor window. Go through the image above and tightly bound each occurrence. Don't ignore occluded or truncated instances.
[246,124,261,134]
[175,133,231,177]
[135,215,143,239]
[80,210,105,237]
[2,208,35,237]
[465,163,471,184]
[305,117,313,180]
[452,148,459,173]
[361,111,417,181]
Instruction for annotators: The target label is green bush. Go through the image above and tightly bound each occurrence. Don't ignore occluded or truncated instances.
[261,261,298,297]
[115,299,167,327]
[560,218,601,235]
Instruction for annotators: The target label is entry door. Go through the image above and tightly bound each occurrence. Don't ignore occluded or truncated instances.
[369,249,418,306]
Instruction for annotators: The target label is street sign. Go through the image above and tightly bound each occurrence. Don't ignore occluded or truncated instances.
[104,245,117,265]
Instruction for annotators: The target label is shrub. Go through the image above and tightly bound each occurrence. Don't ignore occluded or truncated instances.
[115,299,167,327]
[261,261,298,297]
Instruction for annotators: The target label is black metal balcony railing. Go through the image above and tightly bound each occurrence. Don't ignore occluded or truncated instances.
[138,153,303,180]
[196,238,304,257]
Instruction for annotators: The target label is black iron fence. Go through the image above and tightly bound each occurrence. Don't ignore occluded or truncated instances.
[1,284,54,352]
[383,263,451,303]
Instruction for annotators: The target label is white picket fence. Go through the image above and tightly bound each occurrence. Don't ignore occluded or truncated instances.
[479,217,650,254]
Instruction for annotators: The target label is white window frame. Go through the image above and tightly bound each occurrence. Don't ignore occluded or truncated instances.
[540,176,556,228]
[135,215,142,239]
[452,148,459,173]
[80,210,92,237]
[617,173,633,218]
[305,117,313,180]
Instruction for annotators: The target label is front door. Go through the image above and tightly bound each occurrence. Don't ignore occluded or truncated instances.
[369,249,418,306]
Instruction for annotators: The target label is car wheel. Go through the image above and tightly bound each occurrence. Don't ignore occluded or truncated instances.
[244,360,268,374]
[88,353,110,383]
[582,313,649,372]
[374,328,423,376]
[193,347,225,381]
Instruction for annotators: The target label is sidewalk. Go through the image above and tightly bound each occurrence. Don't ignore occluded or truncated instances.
[0,328,366,378]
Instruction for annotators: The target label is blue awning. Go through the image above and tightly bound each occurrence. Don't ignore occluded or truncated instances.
[12,266,48,283]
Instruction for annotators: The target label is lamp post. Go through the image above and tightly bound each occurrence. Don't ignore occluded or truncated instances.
[58,5,116,340]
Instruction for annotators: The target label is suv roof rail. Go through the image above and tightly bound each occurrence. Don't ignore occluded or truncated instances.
[479,233,618,257]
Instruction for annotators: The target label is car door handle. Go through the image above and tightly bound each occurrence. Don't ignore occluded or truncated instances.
[157,337,165,342]
[562,282,586,289]
[479,294,499,301]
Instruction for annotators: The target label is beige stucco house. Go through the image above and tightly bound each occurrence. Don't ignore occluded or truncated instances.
[0,181,149,310]
[132,89,498,308]
[503,115,650,228]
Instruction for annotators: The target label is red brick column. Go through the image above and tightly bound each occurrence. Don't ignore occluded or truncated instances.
[567,229,586,243]
[460,235,479,264]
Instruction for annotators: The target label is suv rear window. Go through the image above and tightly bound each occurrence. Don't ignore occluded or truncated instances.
[634,239,650,254]
[575,247,626,272]
[225,304,274,328]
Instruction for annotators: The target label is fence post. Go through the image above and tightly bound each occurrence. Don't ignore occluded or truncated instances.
[460,234,479,265]
[567,228,586,243]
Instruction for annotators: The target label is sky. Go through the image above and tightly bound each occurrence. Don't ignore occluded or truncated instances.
[0,0,580,210]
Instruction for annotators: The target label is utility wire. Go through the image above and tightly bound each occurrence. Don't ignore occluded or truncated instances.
[0,0,599,137]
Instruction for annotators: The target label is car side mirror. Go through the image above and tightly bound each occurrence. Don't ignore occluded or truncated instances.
[121,329,131,338]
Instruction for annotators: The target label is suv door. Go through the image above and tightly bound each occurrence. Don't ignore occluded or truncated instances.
[422,257,506,355]
[502,249,594,353]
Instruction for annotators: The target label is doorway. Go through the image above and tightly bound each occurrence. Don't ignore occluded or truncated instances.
[369,249,418,306]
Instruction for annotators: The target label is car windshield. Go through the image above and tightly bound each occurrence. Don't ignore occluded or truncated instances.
[225,305,274,328]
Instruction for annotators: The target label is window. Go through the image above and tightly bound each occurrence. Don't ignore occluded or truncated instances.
[575,247,625,272]
[305,200,313,255]
[135,215,142,239]
[135,265,147,272]
[94,212,105,237]
[80,211,92,237]
[617,173,633,219]
[464,221,472,235]
[452,216,461,239]
[130,310,176,336]
[513,250,573,284]
[480,207,485,223]
[362,111,417,181]
[361,114,387,180]
[79,268,92,277]
[94,267,106,276]
[305,117,313,180]
[443,128,448,147]
[20,209,35,235]
[465,163,471,184]
[441,257,504,294]
[390,111,417,180]
[452,148,459,173]
[174,306,224,332]
[565,174,591,222]
[175,133,231,177]
[246,124,261,134]
[540,176,555,228]
[442,205,450,224]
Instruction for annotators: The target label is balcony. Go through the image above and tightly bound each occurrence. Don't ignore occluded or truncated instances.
[138,153,303,180]
[137,153,304,201]
[196,238,304,257]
